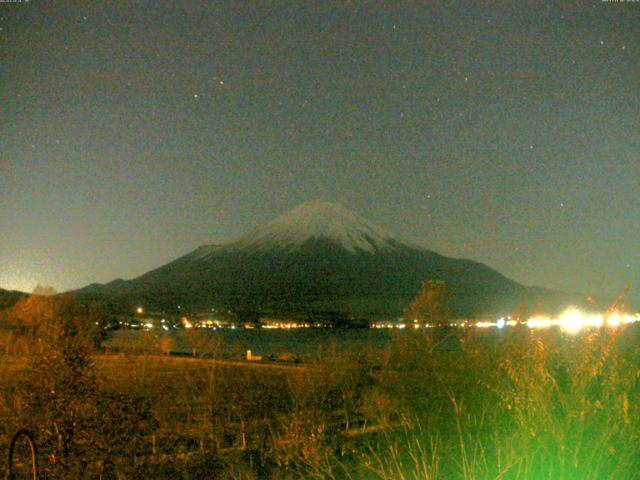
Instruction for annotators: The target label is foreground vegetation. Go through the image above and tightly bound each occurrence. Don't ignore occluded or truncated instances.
[1,294,640,479]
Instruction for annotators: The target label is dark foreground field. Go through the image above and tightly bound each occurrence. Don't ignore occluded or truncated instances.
[1,300,640,479]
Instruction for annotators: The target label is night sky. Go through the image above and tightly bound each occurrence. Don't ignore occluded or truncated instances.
[1,1,638,303]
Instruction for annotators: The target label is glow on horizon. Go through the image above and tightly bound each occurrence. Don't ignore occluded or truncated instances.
[396,308,640,332]
[504,307,640,333]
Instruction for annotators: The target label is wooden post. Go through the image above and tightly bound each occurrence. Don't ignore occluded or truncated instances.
[241,419,247,450]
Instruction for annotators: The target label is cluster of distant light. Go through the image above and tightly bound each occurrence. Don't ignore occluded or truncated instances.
[371,319,455,329]
[131,306,640,333]
[181,318,240,330]
[474,307,640,334]
[121,318,174,331]
[374,308,640,334]
[261,323,312,329]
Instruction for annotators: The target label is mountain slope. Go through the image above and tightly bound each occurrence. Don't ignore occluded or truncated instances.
[0,288,28,311]
[75,202,569,319]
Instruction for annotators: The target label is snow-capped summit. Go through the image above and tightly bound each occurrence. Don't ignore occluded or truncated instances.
[230,201,395,253]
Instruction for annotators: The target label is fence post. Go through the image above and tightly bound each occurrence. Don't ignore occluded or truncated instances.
[6,429,37,480]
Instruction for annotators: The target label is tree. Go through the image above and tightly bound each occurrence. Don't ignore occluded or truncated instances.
[8,292,101,476]
[404,280,450,327]
[182,327,224,358]
[5,290,161,478]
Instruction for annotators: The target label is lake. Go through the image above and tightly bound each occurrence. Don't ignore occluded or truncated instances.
[107,327,403,357]
[106,322,640,358]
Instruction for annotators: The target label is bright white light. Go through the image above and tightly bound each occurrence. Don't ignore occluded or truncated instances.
[556,308,607,333]
[527,316,553,329]
[559,308,586,334]
[624,313,640,324]
[496,318,506,329]
[519,308,638,333]
[607,312,621,327]
[476,321,496,328]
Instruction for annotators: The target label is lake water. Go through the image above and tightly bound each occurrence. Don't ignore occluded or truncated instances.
[107,327,400,357]
[106,323,640,358]
[211,328,395,356]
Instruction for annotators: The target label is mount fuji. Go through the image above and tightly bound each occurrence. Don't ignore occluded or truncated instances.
[75,201,564,321]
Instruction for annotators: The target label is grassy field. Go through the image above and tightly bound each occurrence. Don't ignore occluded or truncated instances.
[1,296,640,478]
[1,326,640,479]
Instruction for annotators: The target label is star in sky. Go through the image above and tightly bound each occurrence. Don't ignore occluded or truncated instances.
[0,1,637,303]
